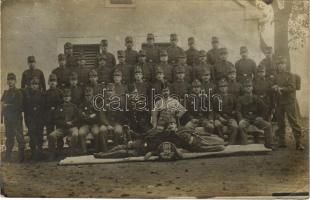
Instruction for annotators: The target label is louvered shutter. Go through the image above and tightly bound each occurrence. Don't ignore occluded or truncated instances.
[72,44,100,68]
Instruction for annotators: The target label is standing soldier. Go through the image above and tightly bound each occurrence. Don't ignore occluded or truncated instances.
[167,33,185,66]
[235,46,257,82]
[112,69,127,96]
[87,69,104,96]
[185,37,200,67]
[175,52,193,83]
[52,53,70,89]
[136,50,153,83]
[272,56,304,150]
[151,66,168,95]
[213,78,243,144]
[193,50,212,80]
[207,36,220,66]
[124,36,139,65]
[99,39,116,68]
[114,50,132,84]
[157,50,173,83]
[21,56,46,91]
[68,72,83,105]
[1,73,25,162]
[236,79,275,149]
[199,68,216,95]
[23,77,45,160]
[259,46,277,78]
[213,47,235,81]
[64,42,78,71]
[131,66,149,96]
[95,54,113,85]
[48,89,80,159]
[142,33,160,65]
[170,66,190,104]
[77,54,91,87]
[227,66,242,97]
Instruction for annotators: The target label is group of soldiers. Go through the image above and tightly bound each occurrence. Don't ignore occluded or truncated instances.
[1,33,305,162]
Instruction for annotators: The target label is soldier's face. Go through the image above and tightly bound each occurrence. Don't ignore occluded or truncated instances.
[199,56,206,62]
[63,96,71,102]
[156,73,164,81]
[79,59,86,67]
[125,41,133,49]
[162,89,170,98]
[176,73,185,80]
[65,48,73,55]
[167,122,177,131]
[138,56,146,62]
[212,41,219,48]
[101,45,108,52]
[188,42,195,48]
[7,79,16,87]
[31,83,39,90]
[219,53,228,61]
[28,62,36,69]
[113,76,122,83]
[70,79,78,86]
[244,86,253,93]
[219,86,228,93]
[89,76,98,83]
[202,74,211,82]
[118,57,125,63]
[147,38,154,45]
[241,52,248,59]
[192,86,201,94]
[160,56,168,62]
[134,73,143,81]
[49,80,57,88]
[277,63,286,71]
[228,73,236,81]
[59,60,66,66]
[170,39,177,45]
[99,59,106,66]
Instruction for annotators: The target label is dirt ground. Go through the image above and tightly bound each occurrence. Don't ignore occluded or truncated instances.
[1,121,309,198]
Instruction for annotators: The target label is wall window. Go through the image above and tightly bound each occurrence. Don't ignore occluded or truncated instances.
[72,44,100,68]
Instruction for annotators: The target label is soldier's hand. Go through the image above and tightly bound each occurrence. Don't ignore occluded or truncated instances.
[89,114,96,118]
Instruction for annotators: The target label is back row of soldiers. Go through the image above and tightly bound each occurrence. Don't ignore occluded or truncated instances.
[1,33,304,162]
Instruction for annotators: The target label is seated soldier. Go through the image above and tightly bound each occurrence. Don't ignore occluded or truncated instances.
[213,78,246,144]
[96,54,113,85]
[150,66,168,95]
[174,52,193,83]
[78,87,105,154]
[130,66,149,96]
[136,50,153,83]
[157,50,173,83]
[227,66,242,97]
[76,54,91,87]
[48,89,80,160]
[199,67,216,94]
[170,66,190,104]
[236,79,276,150]
[114,50,132,84]
[112,69,127,96]
[87,69,104,96]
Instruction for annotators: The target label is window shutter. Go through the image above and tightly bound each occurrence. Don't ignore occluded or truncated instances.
[72,44,100,68]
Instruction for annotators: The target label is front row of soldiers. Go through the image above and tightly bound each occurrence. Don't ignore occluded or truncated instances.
[1,55,305,162]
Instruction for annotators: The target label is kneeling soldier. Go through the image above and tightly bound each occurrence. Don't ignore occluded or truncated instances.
[1,73,25,162]
[236,79,275,149]
[48,89,80,159]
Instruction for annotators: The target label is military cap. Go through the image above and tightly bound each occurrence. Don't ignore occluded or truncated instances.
[125,36,133,43]
[160,49,168,56]
[7,73,16,80]
[113,69,122,76]
[30,77,40,85]
[218,78,228,87]
[138,50,146,56]
[84,87,94,96]
[117,50,125,58]
[170,33,178,40]
[106,83,115,91]
[134,66,142,74]
[64,42,73,49]
[49,73,57,81]
[176,66,185,74]
[147,33,155,40]
[27,56,36,63]
[89,69,98,77]
[155,66,164,74]
[97,54,107,61]
[199,50,207,57]
[227,66,236,73]
[276,56,287,64]
[69,72,78,80]
[256,64,266,72]
[264,46,273,54]
[192,79,202,87]
[100,39,108,46]
[219,47,228,55]
[240,46,248,53]
[212,36,219,43]
[58,53,66,61]
[178,52,186,58]
[63,89,71,97]
[201,67,211,75]
[188,37,195,44]
[242,78,253,87]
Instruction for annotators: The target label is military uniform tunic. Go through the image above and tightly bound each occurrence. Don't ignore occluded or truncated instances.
[142,44,160,64]
[235,58,256,82]
[125,49,139,65]
[52,66,71,89]
[185,48,200,66]
[167,45,185,65]
[21,68,46,91]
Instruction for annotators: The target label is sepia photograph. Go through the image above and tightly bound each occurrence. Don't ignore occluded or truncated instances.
[0,0,309,198]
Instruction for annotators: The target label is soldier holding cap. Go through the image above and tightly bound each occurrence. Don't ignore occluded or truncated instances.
[45,73,63,138]
[259,46,277,78]
[235,46,257,82]
[1,73,25,162]
[135,49,153,83]
[95,54,113,85]
[52,53,71,89]
[272,56,304,150]
[68,72,83,105]
[64,42,78,70]
[185,37,200,67]
[142,33,160,64]
[213,47,235,81]
[207,36,221,65]
[99,39,116,68]
[124,36,139,65]
[23,77,45,160]
[48,89,80,159]
[236,78,275,149]
[21,56,46,91]
[157,49,173,83]
[213,78,242,144]
[114,50,132,84]
[167,33,185,65]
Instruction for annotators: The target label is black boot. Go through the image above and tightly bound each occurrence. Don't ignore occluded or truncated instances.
[3,151,12,162]
[18,148,25,163]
